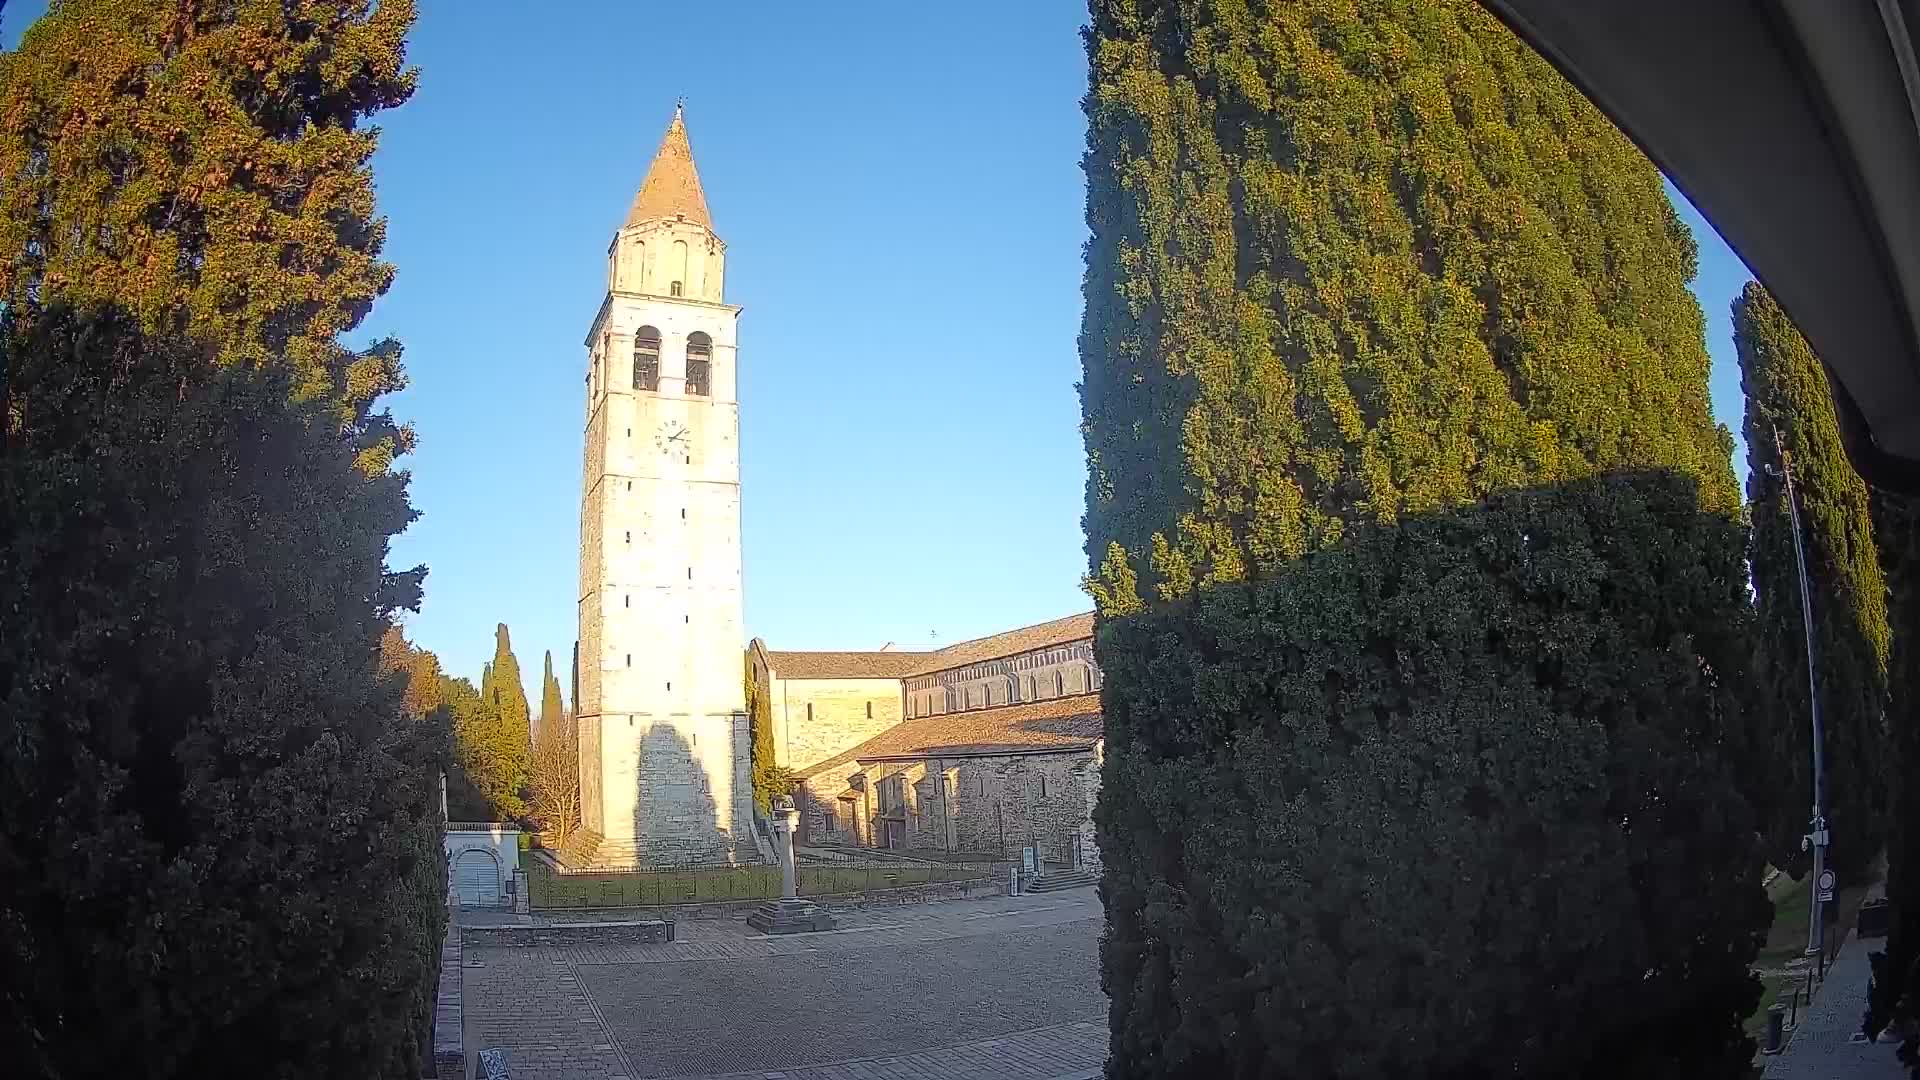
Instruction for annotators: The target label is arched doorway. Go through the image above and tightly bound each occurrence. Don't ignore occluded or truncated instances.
[452,848,502,907]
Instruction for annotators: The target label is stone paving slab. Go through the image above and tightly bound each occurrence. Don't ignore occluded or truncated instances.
[1764,883,1905,1080]
[583,921,1104,1077]
[462,890,1105,1080]
[655,1020,1106,1080]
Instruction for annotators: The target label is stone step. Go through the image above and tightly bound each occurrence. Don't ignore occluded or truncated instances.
[1026,869,1099,893]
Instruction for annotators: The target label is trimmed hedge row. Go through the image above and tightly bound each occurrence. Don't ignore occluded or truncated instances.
[1095,474,1769,1078]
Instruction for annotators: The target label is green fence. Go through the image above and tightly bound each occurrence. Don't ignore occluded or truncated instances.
[526,858,1000,910]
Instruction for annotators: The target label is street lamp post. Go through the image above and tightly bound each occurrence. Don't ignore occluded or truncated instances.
[1770,426,1832,974]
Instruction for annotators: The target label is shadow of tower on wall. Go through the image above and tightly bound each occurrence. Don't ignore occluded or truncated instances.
[632,721,730,867]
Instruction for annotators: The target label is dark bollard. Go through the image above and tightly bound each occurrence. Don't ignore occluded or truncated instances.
[1763,1003,1788,1055]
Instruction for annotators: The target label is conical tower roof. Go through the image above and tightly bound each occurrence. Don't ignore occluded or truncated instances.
[625,104,711,230]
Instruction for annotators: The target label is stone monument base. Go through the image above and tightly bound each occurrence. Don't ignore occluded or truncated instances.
[746,897,835,935]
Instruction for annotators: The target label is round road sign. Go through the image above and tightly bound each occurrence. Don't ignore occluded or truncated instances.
[1819,869,1837,892]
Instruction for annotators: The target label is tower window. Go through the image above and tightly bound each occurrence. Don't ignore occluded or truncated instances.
[670,281,684,297]
[680,508,686,519]
[686,566,692,579]
[625,531,631,544]
[686,332,712,396]
[806,703,813,723]
[1055,672,1064,696]
[624,595,629,608]
[625,654,631,667]
[866,701,873,719]
[633,326,661,391]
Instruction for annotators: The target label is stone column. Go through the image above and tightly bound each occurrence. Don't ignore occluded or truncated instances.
[773,802,799,899]
[746,796,834,935]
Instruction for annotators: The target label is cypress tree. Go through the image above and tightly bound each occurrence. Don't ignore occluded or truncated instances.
[0,305,443,1077]
[481,624,531,820]
[1735,282,1890,881]
[540,650,564,744]
[0,0,417,414]
[1869,492,1920,1061]
[1080,1,1764,1074]
[746,652,779,815]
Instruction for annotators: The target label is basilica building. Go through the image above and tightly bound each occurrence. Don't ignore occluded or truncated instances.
[571,106,1102,874]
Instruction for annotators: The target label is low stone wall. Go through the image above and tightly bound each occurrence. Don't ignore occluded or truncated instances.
[460,919,675,948]
[429,905,462,1078]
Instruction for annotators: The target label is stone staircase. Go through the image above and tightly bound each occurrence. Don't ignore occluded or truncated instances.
[1025,867,1098,893]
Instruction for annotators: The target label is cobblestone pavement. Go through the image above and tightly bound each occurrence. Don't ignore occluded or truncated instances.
[463,888,1106,1080]
[1764,910,1906,1079]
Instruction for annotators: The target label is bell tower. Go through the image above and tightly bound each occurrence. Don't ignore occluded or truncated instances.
[575,104,752,867]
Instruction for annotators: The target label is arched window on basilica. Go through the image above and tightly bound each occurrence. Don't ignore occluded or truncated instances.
[633,326,661,391]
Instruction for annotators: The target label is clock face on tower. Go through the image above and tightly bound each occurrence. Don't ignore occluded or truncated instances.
[654,419,688,454]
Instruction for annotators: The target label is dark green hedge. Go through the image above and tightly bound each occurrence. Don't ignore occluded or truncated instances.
[1869,491,1920,1068]
[1095,473,1768,1079]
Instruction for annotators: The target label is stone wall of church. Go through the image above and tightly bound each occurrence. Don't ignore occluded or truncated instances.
[768,677,903,773]
[803,751,1097,868]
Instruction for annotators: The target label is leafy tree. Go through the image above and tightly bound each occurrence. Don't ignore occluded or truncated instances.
[1080,1,1764,1074]
[380,624,447,722]
[0,304,443,1078]
[1735,282,1891,881]
[528,709,580,844]
[440,674,520,822]
[0,0,418,414]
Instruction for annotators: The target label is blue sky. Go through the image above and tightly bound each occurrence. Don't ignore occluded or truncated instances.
[4,2,1758,703]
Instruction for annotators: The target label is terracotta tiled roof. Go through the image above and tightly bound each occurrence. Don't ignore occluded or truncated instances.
[764,650,928,680]
[625,105,711,230]
[909,612,1095,674]
[767,612,1095,682]
[799,694,1103,779]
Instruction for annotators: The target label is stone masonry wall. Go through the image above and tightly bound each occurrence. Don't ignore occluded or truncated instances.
[825,750,1097,866]
[770,676,903,773]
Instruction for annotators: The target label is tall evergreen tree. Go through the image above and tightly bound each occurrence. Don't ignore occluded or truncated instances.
[1735,282,1891,881]
[746,652,780,815]
[1869,492,1920,1067]
[540,650,564,744]
[0,0,418,414]
[1080,1,1764,1074]
[0,304,443,1077]
[481,624,531,819]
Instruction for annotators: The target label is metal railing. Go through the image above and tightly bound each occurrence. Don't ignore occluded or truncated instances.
[526,858,1004,910]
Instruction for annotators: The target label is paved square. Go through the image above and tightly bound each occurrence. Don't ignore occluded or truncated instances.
[463,890,1107,1080]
